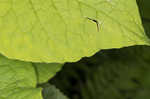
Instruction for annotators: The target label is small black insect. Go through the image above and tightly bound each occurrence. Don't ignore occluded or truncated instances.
[86,17,100,32]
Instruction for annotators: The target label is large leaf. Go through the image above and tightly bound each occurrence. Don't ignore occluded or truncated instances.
[0,0,149,63]
[0,55,42,99]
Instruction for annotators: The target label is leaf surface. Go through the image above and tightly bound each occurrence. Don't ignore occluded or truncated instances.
[0,0,149,63]
[0,55,63,99]
[0,55,42,99]
[34,63,63,84]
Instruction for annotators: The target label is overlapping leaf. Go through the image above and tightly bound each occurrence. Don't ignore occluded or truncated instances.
[0,55,42,99]
[34,63,63,84]
[0,54,63,99]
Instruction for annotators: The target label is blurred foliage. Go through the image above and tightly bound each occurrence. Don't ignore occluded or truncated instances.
[50,46,150,99]
[137,0,150,20]
[80,46,150,99]
[42,84,68,99]
[137,0,150,38]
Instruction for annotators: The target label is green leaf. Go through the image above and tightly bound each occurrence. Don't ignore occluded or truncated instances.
[0,55,42,99]
[0,0,149,63]
[42,84,68,99]
[0,55,63,99]
[34,63,64,84]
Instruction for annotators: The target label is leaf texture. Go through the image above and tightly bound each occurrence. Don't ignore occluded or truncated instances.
[0,0,149,63]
